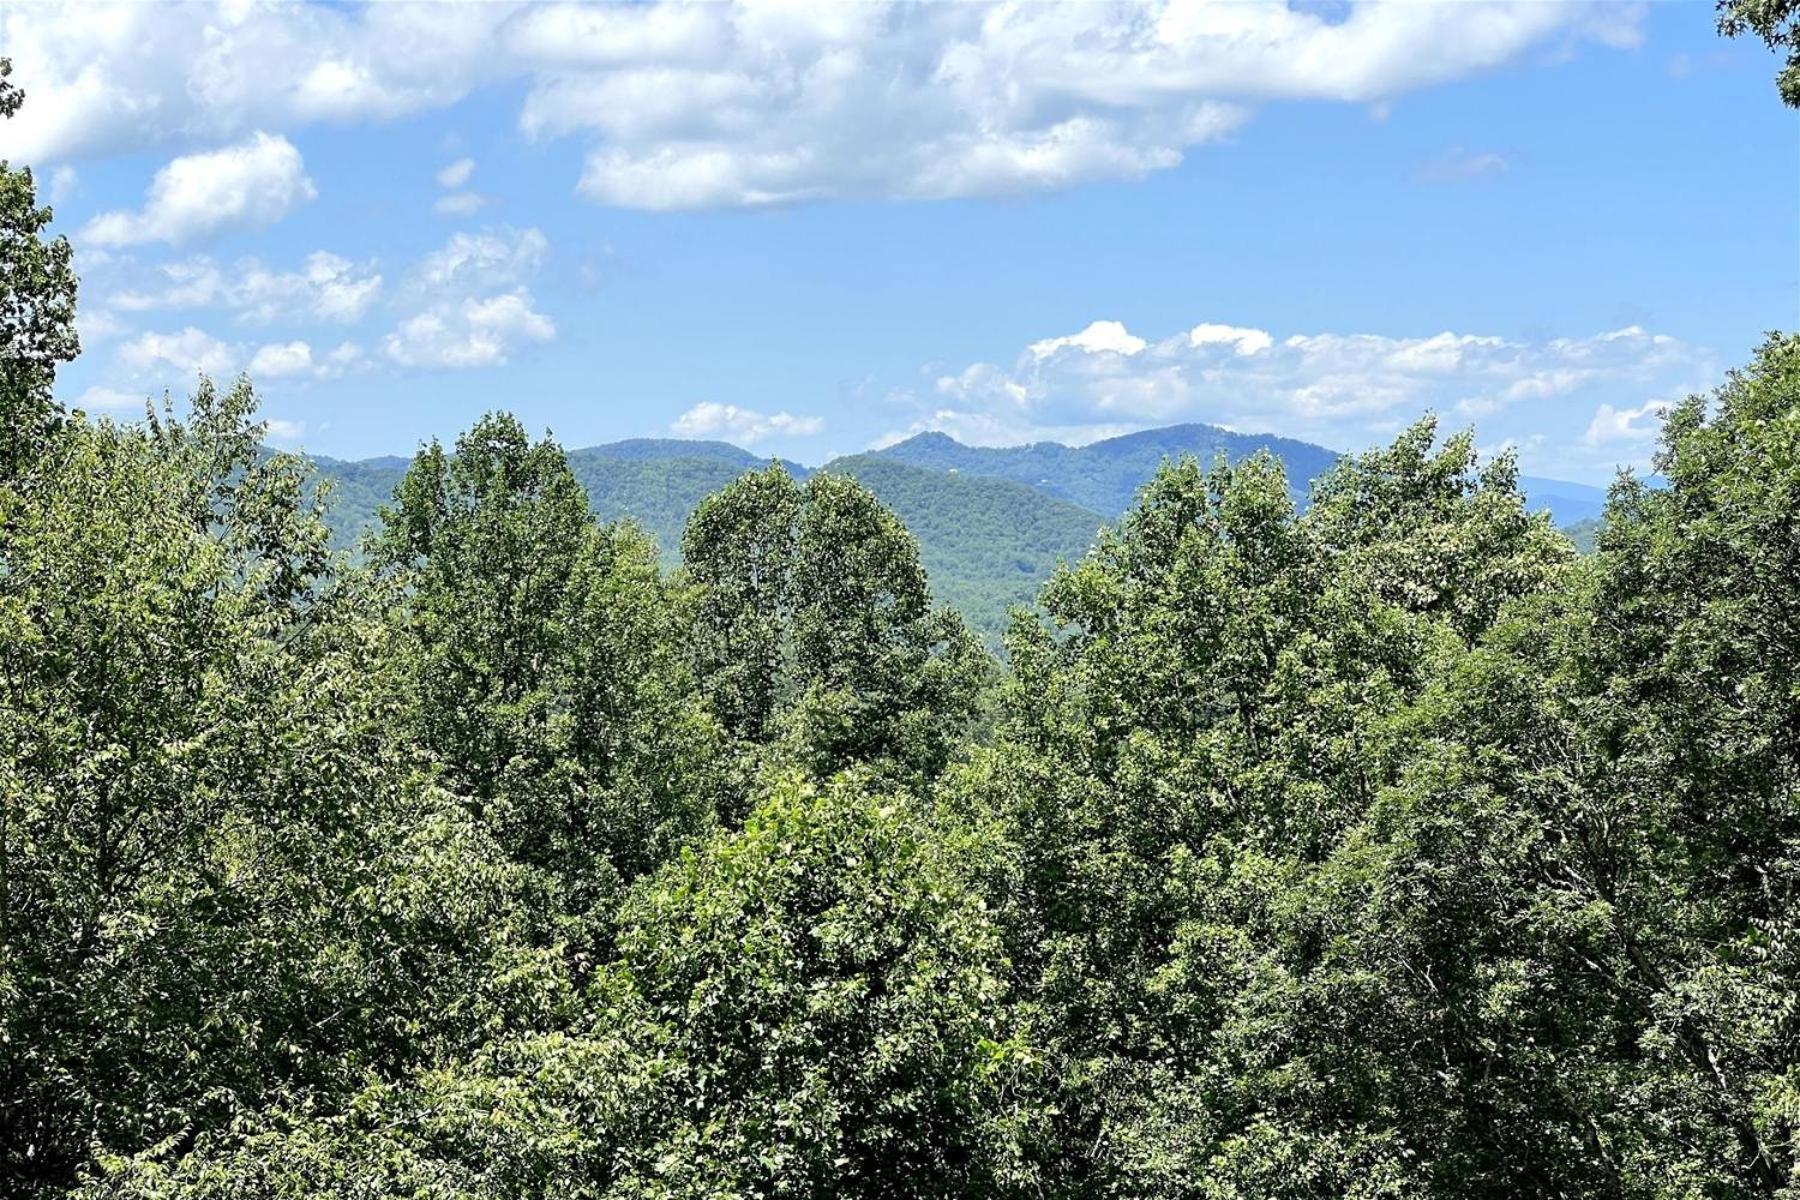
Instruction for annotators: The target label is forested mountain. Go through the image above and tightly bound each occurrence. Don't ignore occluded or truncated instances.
[877,424,1613,525]
[818,454,1105,640]
[313,444,785,557]
[874,423,1342,514]
[311,439,1104,641]
[311,425,1607,639]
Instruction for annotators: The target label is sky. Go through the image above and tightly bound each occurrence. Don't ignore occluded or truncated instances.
[4,0,1795,484]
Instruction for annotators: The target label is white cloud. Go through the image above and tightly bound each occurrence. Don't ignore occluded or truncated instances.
[1416,146,1511,183]
[111,259,226,311]
[672,402,824,444]
[245,337,363,381]
[436,156,475,188]
[1187,323,1275,355]
[117,326,236,379]
[1584,398,1668,445]
[434,191,488,217]
[248,340,314,378]
[902,318,1713,452]
[414,227,548,292]
[382,290,555,368]
[1030,320,1147,360]
[323,341,364,373]
[239,252,382,324]
[108,251,382,325]
[0,4,501,162]
[263,417,305,442]
[2,2,1643,209]
[75,306,129,345]
[373,228,556,370]
[81,133,316,247]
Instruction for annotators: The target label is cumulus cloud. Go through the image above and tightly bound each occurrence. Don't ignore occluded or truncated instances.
[108,251,383,325]
[672,402,824,444]
[436,157,476,188]
[81,133,316,247]
[49,164,78,205]
[246,338,364,380]
[377,227,555,367]
[98,324,362,398]
[413,227,548,293]
[69,385,149,411]
[1030,320,1148,360]
[432,157,488,214]
[247,340,315,378]
[75,306,129,346]
[899,318,1713,451]
[118,327,236,378]
[382,291,555,368]
[1584,398,1669,445]
[241,252,384,324]
[2,1,1643,209]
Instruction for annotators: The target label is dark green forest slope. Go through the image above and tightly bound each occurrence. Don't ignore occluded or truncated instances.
[312,445,786,557]
[820,454,1106,638]
[312,441,1104,641]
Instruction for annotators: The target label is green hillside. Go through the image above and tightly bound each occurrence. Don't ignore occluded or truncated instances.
[308,442,1099,642]
[1562,516,1603,553]
[819,454,1103,641]
[567,452,759,557]
[312,446,797,558]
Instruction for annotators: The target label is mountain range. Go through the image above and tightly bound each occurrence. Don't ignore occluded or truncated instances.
[308,422,1609,642]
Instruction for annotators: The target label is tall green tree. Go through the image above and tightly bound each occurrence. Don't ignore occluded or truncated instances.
[0,58,79,478]
[0,383,559,1197]
[1405,333,1800,1192]
[953,426,1576,1196]
[682,466,988,783]
[379,413,719,923]
[682,464,805,746]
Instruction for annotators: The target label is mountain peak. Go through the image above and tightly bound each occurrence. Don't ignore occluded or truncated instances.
[889,430,961,449]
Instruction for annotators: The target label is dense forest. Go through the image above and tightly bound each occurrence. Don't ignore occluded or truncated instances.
[4,14,1800,1197]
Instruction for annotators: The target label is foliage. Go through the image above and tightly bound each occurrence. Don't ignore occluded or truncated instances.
[0,384,564,1196]
[376,413,721,929]
[1719,0,1800,105]
[0,56,80,477]
[682,465,990,785]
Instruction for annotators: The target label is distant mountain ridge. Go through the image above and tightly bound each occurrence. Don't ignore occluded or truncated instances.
[304,422,1608,641]
[873,423,1610,526]
[872,424,1342,516]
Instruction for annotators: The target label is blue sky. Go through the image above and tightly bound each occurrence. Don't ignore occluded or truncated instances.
[5,1,1794,483]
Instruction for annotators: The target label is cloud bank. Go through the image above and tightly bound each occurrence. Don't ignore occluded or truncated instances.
[891,317,1716,472]
[4,1,1643,209]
